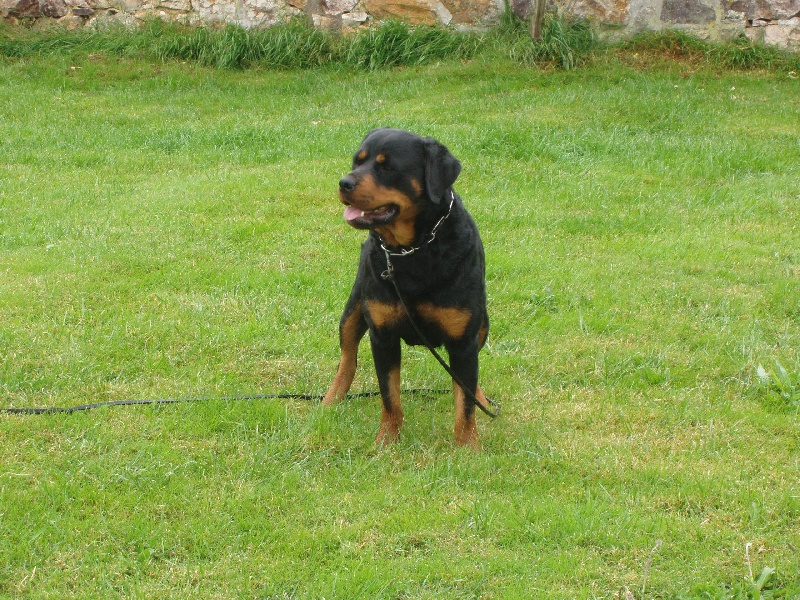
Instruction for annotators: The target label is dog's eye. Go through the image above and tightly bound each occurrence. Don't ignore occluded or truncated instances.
[375,153,395,172]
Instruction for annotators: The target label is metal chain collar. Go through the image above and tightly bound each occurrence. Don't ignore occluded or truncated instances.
[379,190,455,258]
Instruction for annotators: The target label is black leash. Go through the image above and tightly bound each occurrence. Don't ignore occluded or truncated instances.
[0,389,447,416]
[0,392,340,415]
[380,233,501,420]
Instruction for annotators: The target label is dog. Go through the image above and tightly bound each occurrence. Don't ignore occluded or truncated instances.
[323,128,493,448]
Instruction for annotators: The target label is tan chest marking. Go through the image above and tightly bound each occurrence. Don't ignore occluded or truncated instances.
[365,300,405,328]
[416,303,472,340]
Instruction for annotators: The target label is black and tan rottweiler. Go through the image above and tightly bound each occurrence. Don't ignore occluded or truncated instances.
[323,128,493,448]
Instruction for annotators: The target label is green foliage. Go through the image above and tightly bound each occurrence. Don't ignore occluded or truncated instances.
[3,13,799,72]
[706,564,782,599]
[757,361,800,410]
[342,19,480,69]
[0,18,482,69]
[0,13,589,71]
[143,18,337,68]
[0,21,144,57]
[494,9,596,68]
[620,29,800,72]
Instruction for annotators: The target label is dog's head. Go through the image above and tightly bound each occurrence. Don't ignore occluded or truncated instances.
[338,128,461,247]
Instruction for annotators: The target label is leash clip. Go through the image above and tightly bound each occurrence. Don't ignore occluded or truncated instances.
[481,395,501,419]
[381,248,395,281]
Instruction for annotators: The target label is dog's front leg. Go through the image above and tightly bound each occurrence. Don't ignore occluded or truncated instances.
[370,330,403,445]
[323,292,368,406]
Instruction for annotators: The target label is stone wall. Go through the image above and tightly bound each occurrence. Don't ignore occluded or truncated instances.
[3,0,799,50]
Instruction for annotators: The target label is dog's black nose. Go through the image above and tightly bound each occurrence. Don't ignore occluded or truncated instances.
[339,177,356,193]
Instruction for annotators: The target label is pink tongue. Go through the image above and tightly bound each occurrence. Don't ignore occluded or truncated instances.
[344,206,363,223]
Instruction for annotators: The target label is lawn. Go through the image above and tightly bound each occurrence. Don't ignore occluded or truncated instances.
[1,47,799,598]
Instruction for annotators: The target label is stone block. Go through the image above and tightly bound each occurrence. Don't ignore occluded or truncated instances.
[71,0,95,16]
[311,11,334,24]
[362,0,495,24]
[8,0,41,17]
[341,9,369,27]
[41,0,68,16]
[627,0,660,31]
[323,0,357,13]
[508,0,529,17]
[434,0,452,23]
[728,0,800,20]
[58,12,87,24]
[661,0,715,23]
[195,0,236,22]
[570,0,627,23]
[159,0,190,10]
[88,8,139,26]
[440,0,501,25]
[363,0,438,22]
[763,16,800,46]
[241,0,300,27]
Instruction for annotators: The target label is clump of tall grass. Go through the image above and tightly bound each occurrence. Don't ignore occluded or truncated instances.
[0,12,596,70]
[491,8,596,69]
[0,18,479,69]
[619,29,800,71]
[342,19,480,69]
[143,18,336,69]
[0,21,147,57]
[2,13,798,72]
[757,360,800,411]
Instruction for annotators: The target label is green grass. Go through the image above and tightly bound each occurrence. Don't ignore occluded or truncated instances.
[1,47,800,598]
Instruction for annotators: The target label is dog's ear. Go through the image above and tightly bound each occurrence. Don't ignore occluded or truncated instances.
[423,138,461,203]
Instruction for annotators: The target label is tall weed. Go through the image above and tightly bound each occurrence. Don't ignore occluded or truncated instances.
[493,9,596,68]
[757,360,800,410]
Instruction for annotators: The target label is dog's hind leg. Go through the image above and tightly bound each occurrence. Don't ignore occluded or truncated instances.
[447,338,481,449]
